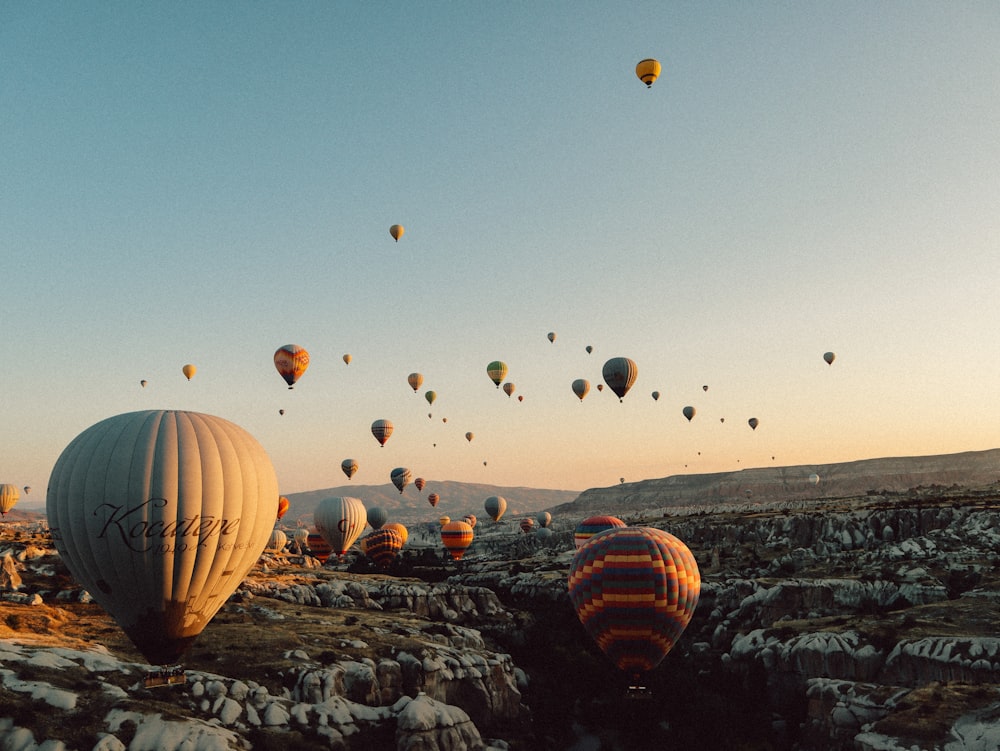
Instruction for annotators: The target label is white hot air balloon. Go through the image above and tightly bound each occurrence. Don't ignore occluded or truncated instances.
[313,496,367,557]
[46,410,279,665]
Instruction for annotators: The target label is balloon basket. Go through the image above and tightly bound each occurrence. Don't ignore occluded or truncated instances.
[144,666,186,688]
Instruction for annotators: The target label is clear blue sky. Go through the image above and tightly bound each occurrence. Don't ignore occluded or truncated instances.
[3,2,999,497]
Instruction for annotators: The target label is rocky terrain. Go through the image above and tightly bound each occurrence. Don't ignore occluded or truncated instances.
[4,465,1000,749]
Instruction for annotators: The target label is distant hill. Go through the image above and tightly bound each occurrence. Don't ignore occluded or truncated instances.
[550,448,1000,517]
[284,481,580,526]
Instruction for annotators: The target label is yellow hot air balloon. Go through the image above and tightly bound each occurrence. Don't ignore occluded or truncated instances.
[46,410,278,665]
[486,361,508,388]
[274,344,310,389]
[390,224,404,242]
[635,58,662,88]
[407,372,424,393]
[343,354,352,365]
[182,364,196,380]
[0,484,20,516]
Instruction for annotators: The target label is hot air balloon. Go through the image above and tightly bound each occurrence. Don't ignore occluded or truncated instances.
[537,527,554,541]
[371,419,393,447]
[407,372,424,392]
[571,378,590,402]
[547,332,556,343]
[293,528,309,548]
[306,533,333,563]
[503,382,516,398]
[441,520,474,561]
[390,467,412,494]
[567,527,700,682]
[486,361,508,388]
[586,345,593,354]
[518,395,524,402]
[140,380,148,388]
[367,506,389,530]
[343,354,352,365]
[823,351,836,365]
[465,432,474,443]
[703,385,709,392]
[390,224,404,242]
[651,391,660,401]
[682,406,696,422]
[602,357,638,402]
[341,459,358,479]
[438,515,451,526]
[22,486,31,495]
[45,410,278,665]
[182,364,196,381]
[278,409,285,416]
[574,515,626,549]
[361,528,402,568]
[425,390,437,406]
[314,496,367,557]
[463,514,478,528]
[383,522,409,546]
[274,344,310,389]
[276,496,290,520]
[748,418,759,431]
[415,477,426,492]
[635,58,662,88]
[0,484,20,516]
[597,384,604,392]
[427,492,440,508]
[484,495,507,522]
[268,529,287,552]
[809,473,820,485]
[519,517,535,534]
[536,511,552,528]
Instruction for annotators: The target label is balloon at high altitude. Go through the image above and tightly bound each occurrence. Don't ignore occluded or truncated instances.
[273,344,310,389]
[651,391,660,401]
[602,357,638,402]
[597,384,604,392]
[465,431,474,443]
[314,496,367,557]
[46,410,278,665]
[341,458,358,479]
[427,492,440,507]
[748,417,759,431]
[586,345,593,354]
[383,522,409,546]
[571,378,590,402]
[484,495,507,522]
[0,484,19,516]
[682,406,696,422]
[503,382,516,398]
[389,224,404,242]
[22,486,31,495]
[547,332,556,343]
[343,354,352,365]
[361,528,402,568]
[425,390,437,406]
[574,515,626,549]
[140,380,148,388]
[823,351,836,365]
[390,467,412,494]
[441,520,474,561]
[415,477,426,492]
[536,511,551,528]
[182,364,196,381]
[371,419,393,447]
[486,361,508,388]
[518,395,524,402]
[703,385,709,392]
[367,506,389,529]
[568,527,700,681]
[407,372,424,392]
[635,58,662,88]
[276,496,290,520]
[278,409,285,416]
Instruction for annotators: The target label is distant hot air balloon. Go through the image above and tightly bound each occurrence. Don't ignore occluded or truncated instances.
[568,527,700,682]
[748,417,759,431]
[487,361,508,388]
[572,378,590,402]
[341,458,358,479]
[366,505,389,530]
[463,514,478,528]
[390,224,404,242]
[278,409,285,416]
[465,432,474,443]
[536,511,552,528]
[306,533,333,563]
[22,486,31,495]
[343,354,352,365]
[383,522,409,546]
[597,384,604,392]
[651,391,660,401]
[140,380,148,388]
[314,496,367,557]
[520,517,535,534]
[547,332,556,343]
[427,492,440,508]
[635,58,662,88]
[823,351,836,366]
[683,406,696,422]
[438,515,451,526]
[0,484,20,516]
[484,495,507,522]
[360,528,402,568]
[390,467,412,494]
[809,473,821,485]
[274,344,310,389]
[425,390,437,406]
[415,477,426,492]
[276,496,290,520]
[602,357,638,402]
[503,382,516,398]
[293,528,309,548]
[371,419,393,447]
[517,395,524,402]
[586,345,593,354]
[268,529,287,552]
[182,364,196,381]
[574,515,626,549]
[441,520,474,561]
[407,372,424,392]
[703,385,709,392]
[45,410,278,665]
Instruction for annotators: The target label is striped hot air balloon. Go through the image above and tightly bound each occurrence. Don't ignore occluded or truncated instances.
[273,344,310,389]
[427,492,440,508]
[441,520,474,561]
[574,515,626,549]
[486,361,508,388]
[390,467,411,494]
[306,533,333,564]
[602,357,638,402]
[383,522,409,546]
[567,526,700,682]
[519,517,535,534]
[371,419,393,447]
[361,528,403,568]
[0,484,20,516]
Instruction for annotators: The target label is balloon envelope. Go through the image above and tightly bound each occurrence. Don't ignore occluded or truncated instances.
[306,533,333,563]
[407,372,424,392]
[602,357,638,402]
[809,473,821,485]
[343,354,352,365]
[361,528,403,568]
[520,517,535,533]
[414,477,426,492]
[268,529,287,552]
[635,58,662,88]
[503,382,515,398]
[0,484,20,516]
[390,467,412,494]
[314,496,367,557]
[383,522,409,546]
[486,361,508,388]
[441,520,474,561]
[748,417,759,430]
[367,505,389,530]
[571,378,590,402]
[574,515,625,549]
[182,364,196,380]
[824,351,836,365]
[682,406,696,422]
[371,419,394,447]
[536,511,552,528]
[427,492,440,507]
[45,410,278,665]
[390,224,404,241]
[568,527,700,679]
[341,459,358,479]
[273,344,310,389]
[276,496,290,520]
[425,390,437,405]
[484,495,507,522]
[547,332,556,343]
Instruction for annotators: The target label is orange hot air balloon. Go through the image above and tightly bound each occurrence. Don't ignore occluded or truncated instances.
[407,372,424,392]
[441,520,474,561]
[519,517,535,534]
[343,353,352,365]
[635,58,662,88]
[276,496,290,520]
[503,382,516,398]
[371,419,393,447]
[438,515,451,526]
[390,224,404,242]
[415,477,426,492]
[306,533,333,564]
[427,492,440,507]
[274,344,310,389]
[182,364,196,380]
[382,522,409,546]
[361,528,403,568]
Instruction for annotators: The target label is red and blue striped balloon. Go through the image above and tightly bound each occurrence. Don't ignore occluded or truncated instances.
[574,515,625,549]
